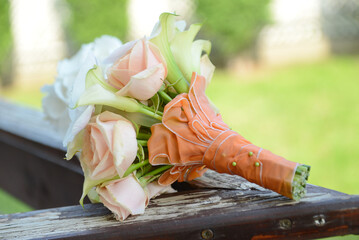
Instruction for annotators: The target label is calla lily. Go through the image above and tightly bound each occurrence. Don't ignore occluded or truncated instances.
[200,54,215,88]
[150,13,212,93]
[75,65,163,121]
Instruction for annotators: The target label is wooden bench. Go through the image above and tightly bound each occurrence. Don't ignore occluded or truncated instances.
[0,99,358,239]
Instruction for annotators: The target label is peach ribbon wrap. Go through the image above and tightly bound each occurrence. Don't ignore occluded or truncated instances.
[148,72,299,199]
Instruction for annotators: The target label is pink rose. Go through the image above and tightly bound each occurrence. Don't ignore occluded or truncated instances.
[97,174,176,221]
[107,38,167,101]
[81,111,137,180]
[97,174,147,221]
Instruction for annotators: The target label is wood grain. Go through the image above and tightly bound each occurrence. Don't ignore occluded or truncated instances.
[1,177,358,240]
[0,99,84,208]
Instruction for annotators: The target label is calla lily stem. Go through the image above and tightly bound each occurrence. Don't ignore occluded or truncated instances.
[158,90,173,103]
[138,107,163,121]
[137,132,151,140]
[142,165,172,178]
[137,140,148,146]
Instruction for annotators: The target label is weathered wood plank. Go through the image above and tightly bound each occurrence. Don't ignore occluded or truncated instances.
[0,99,64,151]
[0,129,85,209]
[0,183,358,240]
[0,99,84,208]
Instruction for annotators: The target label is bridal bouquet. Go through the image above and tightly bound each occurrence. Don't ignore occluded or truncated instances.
[42,13,310,221]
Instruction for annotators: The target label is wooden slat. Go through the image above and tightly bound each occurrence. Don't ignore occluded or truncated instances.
[0,99,64,151]
[0,182,358,240]
[0,99,84,208]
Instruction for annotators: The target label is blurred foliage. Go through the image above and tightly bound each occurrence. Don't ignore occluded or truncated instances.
[195,0,271,66]
[64,0,128,52]
[0,0,13,86]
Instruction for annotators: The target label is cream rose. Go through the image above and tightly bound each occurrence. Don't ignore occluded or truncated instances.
[107,38,167,101]
[96,174,147,221]
[97,174,176,221]
[81,111,137,180]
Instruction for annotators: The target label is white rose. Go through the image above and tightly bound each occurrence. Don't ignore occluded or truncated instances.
[42,35,122,147]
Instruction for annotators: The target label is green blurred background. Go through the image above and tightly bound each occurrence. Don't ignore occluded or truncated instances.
[0,2,358,234]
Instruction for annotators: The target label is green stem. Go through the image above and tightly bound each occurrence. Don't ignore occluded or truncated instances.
[138,107,163,121]
[158,90,173,103]
[136,164,153,178]
[137,140,148,146]
[142,104,163,116]
[291,164,310,201]
[142,165,172,178]
[167,91,178,99]
[139,165,172,186]
[123,160,150,177]
[137,132,151,140]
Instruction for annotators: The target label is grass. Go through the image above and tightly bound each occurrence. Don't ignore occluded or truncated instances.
[0,56,358,215]
[0,189,33,214]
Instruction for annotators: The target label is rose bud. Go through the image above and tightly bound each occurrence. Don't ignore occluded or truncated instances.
[107,38,167,101]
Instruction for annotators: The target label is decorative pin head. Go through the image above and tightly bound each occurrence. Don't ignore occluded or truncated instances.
[248,151,253,156]
[232,162,237,167]
[255,162,260,167]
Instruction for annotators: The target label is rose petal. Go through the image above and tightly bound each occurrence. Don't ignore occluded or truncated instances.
[129,39,146,73]
[118,64,165,100]
[147,182,176,199]
[103,40,137,65]
[97,174,148,220]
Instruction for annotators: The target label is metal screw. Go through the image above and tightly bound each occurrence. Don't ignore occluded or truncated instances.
[201,229,214,239]
[313,214,326,227]
[279,219,292,230]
